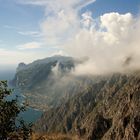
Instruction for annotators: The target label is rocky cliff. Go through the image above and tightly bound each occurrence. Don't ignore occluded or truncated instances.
[34,73,140,140]
[11,56,96,110]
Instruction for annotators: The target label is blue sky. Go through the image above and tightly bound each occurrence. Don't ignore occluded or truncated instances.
[0,0,140,66]
[81,0,140,17]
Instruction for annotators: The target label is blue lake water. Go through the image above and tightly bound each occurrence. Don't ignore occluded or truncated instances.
[0,70,43,123]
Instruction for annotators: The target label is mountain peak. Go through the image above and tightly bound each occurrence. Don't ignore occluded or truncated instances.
[17,62,26,71]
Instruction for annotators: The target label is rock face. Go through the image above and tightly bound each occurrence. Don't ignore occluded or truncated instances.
[16,63,26,72]
[11,56,77,109]
[11,55,96,110]
[12,56,75,89]
[34,73,140,140]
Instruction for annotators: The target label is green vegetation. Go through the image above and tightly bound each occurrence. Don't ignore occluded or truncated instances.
[0,81,32,139]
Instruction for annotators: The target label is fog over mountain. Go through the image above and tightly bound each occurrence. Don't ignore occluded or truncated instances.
[60,12,140,75]
[12,55,102,110]
[24,0,140,75]
[1,0,140,139]
[11,11,140,81]
[26,0,140,75]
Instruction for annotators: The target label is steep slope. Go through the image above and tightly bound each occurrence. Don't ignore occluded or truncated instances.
[12,55,75,89]
[34,73,140,140]
[11,56,76,110]
[11,55,96,110]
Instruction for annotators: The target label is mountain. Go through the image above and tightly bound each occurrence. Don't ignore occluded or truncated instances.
[11,55,96,110]
[12,55,75,88]
[34,73,140,140]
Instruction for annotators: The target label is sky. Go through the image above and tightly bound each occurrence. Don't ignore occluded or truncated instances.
[0,0,140,67]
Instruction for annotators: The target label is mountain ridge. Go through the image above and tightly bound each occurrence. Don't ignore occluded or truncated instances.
[11,55,96,110]
[34,73,140,140]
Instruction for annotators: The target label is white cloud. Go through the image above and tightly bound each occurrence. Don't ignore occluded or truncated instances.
[50,50,68,57]
[41,9,79,45]
[18,31,42,37]
[81,11,94,28]
[17,42,42,50]
[100,12,133,41]
[62,12,140,75]
[15,1,140,75]
[18,0,96,46]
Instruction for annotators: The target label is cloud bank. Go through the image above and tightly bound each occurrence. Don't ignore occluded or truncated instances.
[18,0,140,75]
[65,12,140,75]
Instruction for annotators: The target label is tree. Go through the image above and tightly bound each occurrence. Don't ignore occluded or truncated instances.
[0,81,32,139]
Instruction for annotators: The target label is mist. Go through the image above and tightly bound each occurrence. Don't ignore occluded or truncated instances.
[59,12,140,75]
[36,0,140,76]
